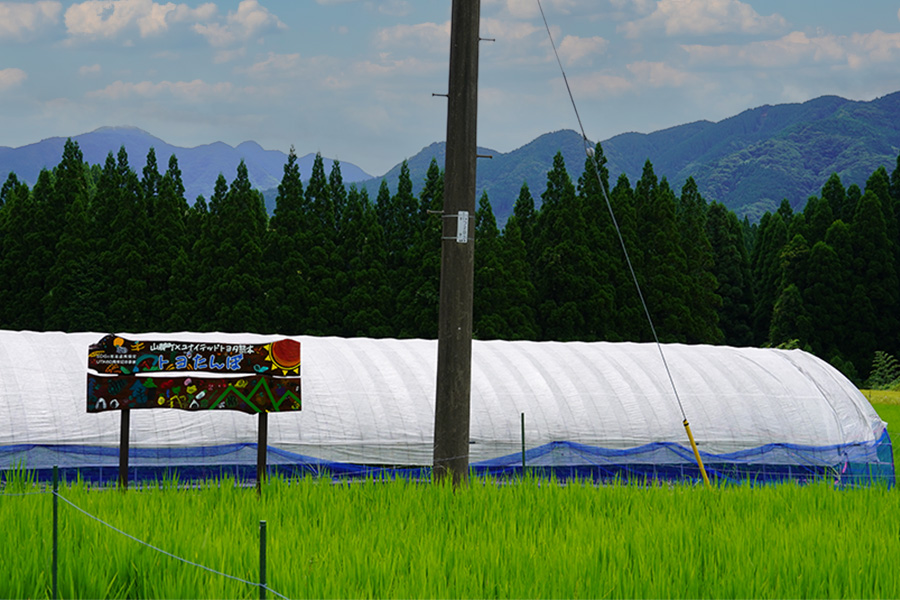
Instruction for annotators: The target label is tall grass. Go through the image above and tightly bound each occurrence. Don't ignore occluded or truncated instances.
[2,397,897,598]
[871,399,900,468]
[3,472,900,599]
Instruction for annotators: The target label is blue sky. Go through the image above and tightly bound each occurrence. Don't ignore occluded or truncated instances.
[1,0,899,176]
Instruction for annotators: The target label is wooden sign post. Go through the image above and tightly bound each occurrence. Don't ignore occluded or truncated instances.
[87,335,301,488]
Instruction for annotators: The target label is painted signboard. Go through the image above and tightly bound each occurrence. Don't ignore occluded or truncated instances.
[87,335,301,414]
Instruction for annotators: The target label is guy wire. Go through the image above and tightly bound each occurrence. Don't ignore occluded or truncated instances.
[535,2,710,488]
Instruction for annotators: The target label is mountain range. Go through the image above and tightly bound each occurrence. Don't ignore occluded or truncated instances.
[2,91,898,223]
[363,91,900,223]
[0,126,373,205]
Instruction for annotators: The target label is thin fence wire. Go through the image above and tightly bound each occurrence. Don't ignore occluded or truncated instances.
[44,489,290,600]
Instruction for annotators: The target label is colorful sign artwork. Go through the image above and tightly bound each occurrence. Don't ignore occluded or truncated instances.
[87,335,302,414]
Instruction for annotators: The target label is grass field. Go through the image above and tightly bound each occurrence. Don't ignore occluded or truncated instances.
[868,394,900,467]
[3,469,900,598]
[0,396,897,598]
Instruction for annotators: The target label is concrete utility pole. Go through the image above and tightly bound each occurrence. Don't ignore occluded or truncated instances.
[433,0,480,486]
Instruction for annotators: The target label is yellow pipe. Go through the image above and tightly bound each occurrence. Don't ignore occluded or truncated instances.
[683,419,711,488]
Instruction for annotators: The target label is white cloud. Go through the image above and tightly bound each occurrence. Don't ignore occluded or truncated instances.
[481,17,540,42]
[213,47,246,64]
[558,35,608,66]
[0,1,61,41]
[0,67,27,91]
[682,30,900,69]
[238,52,302,77]
[86,79,238,102]
[564,59,696,100]
[79,63,101,76]
[494,0,590,19]
[620,0,787,38]
[626,61,696,87]
[64,0,217,40]
[193,0,285,48]
[377,0,411,17]
[376,21,450,51]
[500,0,540,19]
[851,30,900,64]
[353,55,443,79]
[569,71,633,99]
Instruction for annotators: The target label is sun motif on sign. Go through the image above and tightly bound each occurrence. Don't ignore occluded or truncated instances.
[265,339,301,375]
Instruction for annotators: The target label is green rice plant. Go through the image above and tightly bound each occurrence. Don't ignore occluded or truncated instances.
[870,400,900,468]
[865,389,900,404]
[3,472,900,599]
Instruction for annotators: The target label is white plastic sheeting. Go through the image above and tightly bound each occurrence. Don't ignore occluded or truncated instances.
[0,330,887,466]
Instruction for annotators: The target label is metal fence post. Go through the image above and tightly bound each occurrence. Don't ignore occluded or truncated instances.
[259,520,267,600]
[52,465,58,600]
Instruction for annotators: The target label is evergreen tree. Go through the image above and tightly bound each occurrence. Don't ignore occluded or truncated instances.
[803,240,844,358]
[633,162,689,342]
[750,212,788,344]
[776,198,794,224]
[803,195,834,247]
[851,189,900,372]
[577,143,617,341]
[330,159,348,228]
[380,161,423,337]
[509,182,537,273]
[779,233,810,294]
[141,146,161,213]
[607,173,643,340]
[677,177,722,343]
[823,219,855,363]
[532,152,600,340]
[768,283,811,348]
[262,146,307,334]
[21,170,57,329]
[302,153,340,334]
[866,166,897,259]
[194,165,267,331]
[93,147,149,332]
[846,283,879,375]
[499,210,538,340]
[0,172,22,207]
[706,202,754,346]
[340,184,391,337]
[151,154,191,331]
[473,190,509,339]
[821,173,847,222]
[0,176,42,329]
[892,152,900,202]
[43,139,105,330]
[397,158,443,338]
[845,184,862,223]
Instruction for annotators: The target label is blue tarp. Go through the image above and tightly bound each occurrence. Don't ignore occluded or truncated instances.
[2,428,893,487]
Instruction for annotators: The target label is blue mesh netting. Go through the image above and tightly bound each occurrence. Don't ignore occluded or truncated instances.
[2,428,893,488]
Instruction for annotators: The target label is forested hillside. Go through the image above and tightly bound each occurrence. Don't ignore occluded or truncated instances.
[1,139,899,383]
[362,92,900,225]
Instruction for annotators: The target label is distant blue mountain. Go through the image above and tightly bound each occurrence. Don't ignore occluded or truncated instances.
[5,91,900,224]
[360,91,900,223]
[0,126,372,203]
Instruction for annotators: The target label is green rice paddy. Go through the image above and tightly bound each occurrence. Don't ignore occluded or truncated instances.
[1,400,898,599]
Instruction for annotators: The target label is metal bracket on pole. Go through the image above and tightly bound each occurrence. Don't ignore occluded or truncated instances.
[456,210,469,243]
[440,211,474,243]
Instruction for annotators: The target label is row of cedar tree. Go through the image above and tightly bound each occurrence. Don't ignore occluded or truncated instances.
[1,139,900,383]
